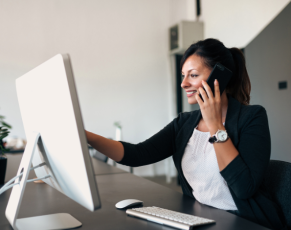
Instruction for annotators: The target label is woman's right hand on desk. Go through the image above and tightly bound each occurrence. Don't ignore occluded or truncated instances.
[85,130,124,162]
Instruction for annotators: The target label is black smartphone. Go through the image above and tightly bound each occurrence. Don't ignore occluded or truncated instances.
[199,63,233,101]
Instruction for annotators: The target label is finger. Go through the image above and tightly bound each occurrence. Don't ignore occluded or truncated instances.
[214,79,221,100]
[195,92,203,106]
[199,87,208,103]
[202,80,214,99]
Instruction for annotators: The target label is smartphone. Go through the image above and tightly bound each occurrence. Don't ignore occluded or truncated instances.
[199,63,233,101]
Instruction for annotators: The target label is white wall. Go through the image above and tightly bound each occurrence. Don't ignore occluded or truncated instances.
[200,0,291,48]
[0,0,168,140]
[169,0,196,26]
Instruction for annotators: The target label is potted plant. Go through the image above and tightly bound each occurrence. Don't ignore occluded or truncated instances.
[0,115,12,185]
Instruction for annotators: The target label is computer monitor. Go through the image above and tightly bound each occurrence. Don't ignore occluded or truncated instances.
[5,54,101,230]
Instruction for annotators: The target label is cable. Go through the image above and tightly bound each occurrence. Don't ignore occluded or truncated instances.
[30,162,46,171]
[0,175,51,195]
[0,162,46,193]
[0,183,18,193]
[27,175,51,183]
[0,162,46,195]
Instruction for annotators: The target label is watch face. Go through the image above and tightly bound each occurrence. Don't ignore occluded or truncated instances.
[217,130,227,141]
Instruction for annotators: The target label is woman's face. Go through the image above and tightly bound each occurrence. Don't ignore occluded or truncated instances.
[181,54,212,104]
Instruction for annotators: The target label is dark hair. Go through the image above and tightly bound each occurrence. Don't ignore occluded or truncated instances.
[180,38,251,105]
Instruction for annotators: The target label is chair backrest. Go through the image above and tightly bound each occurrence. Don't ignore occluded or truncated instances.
[262,160,291,228]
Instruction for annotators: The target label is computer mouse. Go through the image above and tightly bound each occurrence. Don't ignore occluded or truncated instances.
[115,199,143,209]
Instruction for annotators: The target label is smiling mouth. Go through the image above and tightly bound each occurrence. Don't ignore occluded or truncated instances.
[186,90,197,95]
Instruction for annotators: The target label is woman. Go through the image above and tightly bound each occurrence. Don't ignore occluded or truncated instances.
[86,38,287,230]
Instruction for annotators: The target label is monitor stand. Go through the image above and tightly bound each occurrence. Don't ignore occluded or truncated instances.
[5,132,82,230]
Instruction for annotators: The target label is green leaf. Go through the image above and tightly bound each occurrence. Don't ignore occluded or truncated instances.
[0,145,5,155]
[1,122,12,129]
[0,145,7,156]
[0,129,9,133]
[0,134,8,139]
[113,121,122,129]
[0,132,9,136]
[0,115,5,119]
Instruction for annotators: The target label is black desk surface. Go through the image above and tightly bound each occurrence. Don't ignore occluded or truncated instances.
[0,162,269,230]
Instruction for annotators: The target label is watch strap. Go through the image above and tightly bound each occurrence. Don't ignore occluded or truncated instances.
[208,135,217,144]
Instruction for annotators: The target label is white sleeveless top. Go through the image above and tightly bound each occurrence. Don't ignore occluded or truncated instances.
[181,123,237,210]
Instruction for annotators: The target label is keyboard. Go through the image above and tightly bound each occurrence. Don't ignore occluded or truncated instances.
[126,206,215,230]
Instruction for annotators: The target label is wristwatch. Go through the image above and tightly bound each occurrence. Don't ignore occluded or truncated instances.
[209,129,229,144]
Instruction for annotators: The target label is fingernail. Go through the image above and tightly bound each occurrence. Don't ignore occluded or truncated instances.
[215,79,218,85]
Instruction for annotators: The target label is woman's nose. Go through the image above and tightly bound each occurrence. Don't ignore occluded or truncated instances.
[181,76,190,88]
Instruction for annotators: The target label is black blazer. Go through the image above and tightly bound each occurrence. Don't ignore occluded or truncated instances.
[119,94,287,230]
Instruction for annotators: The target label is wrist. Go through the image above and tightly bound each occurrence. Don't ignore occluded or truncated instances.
[209,124,225,136]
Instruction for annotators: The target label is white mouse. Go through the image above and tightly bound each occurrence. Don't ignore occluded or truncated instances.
[115,199,143,209]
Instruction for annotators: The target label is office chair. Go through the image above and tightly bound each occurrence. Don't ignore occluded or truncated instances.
[262,160,291,228]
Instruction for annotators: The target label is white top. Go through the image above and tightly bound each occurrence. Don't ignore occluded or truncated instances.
[181,123,237,210]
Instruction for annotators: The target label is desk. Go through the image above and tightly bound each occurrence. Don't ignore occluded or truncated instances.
[0,161,269,229]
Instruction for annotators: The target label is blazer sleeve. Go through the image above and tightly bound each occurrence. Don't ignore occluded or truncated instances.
[220,106,271,199]
[117,117,178,167]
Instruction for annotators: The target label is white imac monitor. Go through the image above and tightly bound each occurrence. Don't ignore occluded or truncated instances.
[5,54,101,230]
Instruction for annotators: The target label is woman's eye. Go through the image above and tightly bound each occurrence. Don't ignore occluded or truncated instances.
[181,75,185,79]
[190,74,198,78]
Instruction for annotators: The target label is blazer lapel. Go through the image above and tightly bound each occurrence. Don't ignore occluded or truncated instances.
[225,94,241,147]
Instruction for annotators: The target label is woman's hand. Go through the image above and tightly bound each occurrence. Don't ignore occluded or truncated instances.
[195,79,225,135]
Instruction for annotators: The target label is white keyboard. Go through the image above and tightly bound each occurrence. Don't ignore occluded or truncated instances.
[126,206,215,230]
